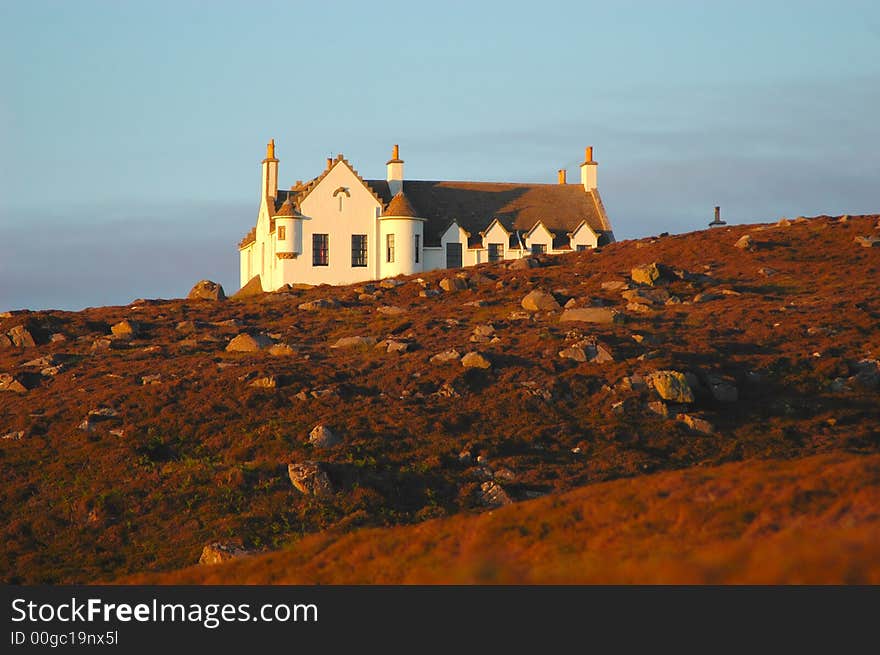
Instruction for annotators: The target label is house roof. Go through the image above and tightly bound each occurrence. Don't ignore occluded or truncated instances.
[382,192,419,217]
[365,180,611,246]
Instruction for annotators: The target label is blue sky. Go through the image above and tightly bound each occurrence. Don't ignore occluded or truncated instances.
[1,0,878,310]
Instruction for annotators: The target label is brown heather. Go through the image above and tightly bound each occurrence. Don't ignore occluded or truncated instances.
[1,214,878,584]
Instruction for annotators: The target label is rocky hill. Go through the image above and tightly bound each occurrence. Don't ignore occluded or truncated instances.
[1,214,879,584]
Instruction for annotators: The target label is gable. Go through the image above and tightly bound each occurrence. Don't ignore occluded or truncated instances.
[299,159,382,218]
[366,179,611,246]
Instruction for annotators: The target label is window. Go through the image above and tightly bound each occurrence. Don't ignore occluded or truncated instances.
[278,226,286,240]
[313,234,329,266]
[386,234,395,263]
[446,242,462,268]
[531,243,547,255]
[351,234,368,267]
[577,244,590,251]
[488,243,504,262]
[414,234,420,263]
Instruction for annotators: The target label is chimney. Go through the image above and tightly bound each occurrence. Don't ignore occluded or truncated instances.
[580,145,597,191]
[326,157,333,170]
[386,143,404,196]
[261,138,279,201]
[558,169,567,185]
[709,205,727,227]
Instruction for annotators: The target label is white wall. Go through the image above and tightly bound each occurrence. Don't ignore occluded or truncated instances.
[525,222,553,254]
[379,217,425,278]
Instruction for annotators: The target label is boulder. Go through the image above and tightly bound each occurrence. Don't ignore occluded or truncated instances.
[249,376,277,389]
[379,278,405,289]
[331,336,377,349]
[430,349,461,364]
[706,374,739,402]
[559,346,588,362]
[601,280,629,291]
[0,373,29,393]
[8,325,36,347]
[676,413,715,435]
[646,401,669,418]
[622,288,669,305]
[508,257,539,270]
[521,290,561,312]
[735,234,754,250]
[111,320,140,338]
[308,424,341,448]
[226,333,273,352]
[268,343,297,357]
[298,298,340,310]
[198,542,251,565]
[559,307,617,324]
[377,305,407,316]
[648,370,695,403]
[631,263,662,286]
[479,481,513,507]
[288,461,334,497]
[440,277,469,292]
[0,334,11,349]
[461,352,492,369]
[232,275,263,299]
[854,235,880,248]
[1,430,24,441]
[188,279,226,301]
[385,340,410,354]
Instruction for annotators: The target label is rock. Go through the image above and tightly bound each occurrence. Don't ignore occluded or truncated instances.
[91,338,112,352]
[692,292,723,303]
[430,349,461,364]
[601,280,629,291]
[850,359,880,389]
[622,288,669,304]
[631,263,662,286]
[472,324,495,337]
[331,336,377,349]
[141,374,162,385]
[648,370,695,403]
[1,430,24,441]
[521,290,561,312]
[854,235,880,248]
[419,289,441,298]
[7,325,36,347]
[232,275,264,299]
[249,376,277,389]
[461,352,492,369]
[735,234,754,250]
[226,333,273,352]
[559,307,617,324]
[508,257,539,270]
[758,267,777,277]
[198,542,251,565]
[646,401,669,418]
[0,334,11,349]
[386,340,410,354]
[288,461,334,497]
[188,279,226,301]
[479,481,512,507]
[377,305,407,316]
[626,302,653,313]
[0,373,29,393]
[676,413,715,435]
[591,342,614,363]
[298,298,340,310]
[440,277,469,291]
[176,320,196,333]
[508,311,532,321]
[308,424,341,448]
[493,467,516,481]
[559,346,588,362]
[111,320,140,338]
[379,278,405,289]
[268,343,297,357]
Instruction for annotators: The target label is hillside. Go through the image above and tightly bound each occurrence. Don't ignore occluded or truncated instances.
[1,214,879,584]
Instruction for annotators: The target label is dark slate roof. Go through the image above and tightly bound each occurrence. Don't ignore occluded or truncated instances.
[366,180,611,246]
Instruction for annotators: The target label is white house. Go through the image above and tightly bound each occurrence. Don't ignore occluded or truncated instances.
[238,141,614,290]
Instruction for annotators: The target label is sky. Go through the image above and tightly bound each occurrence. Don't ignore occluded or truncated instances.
[1,0,878,311]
